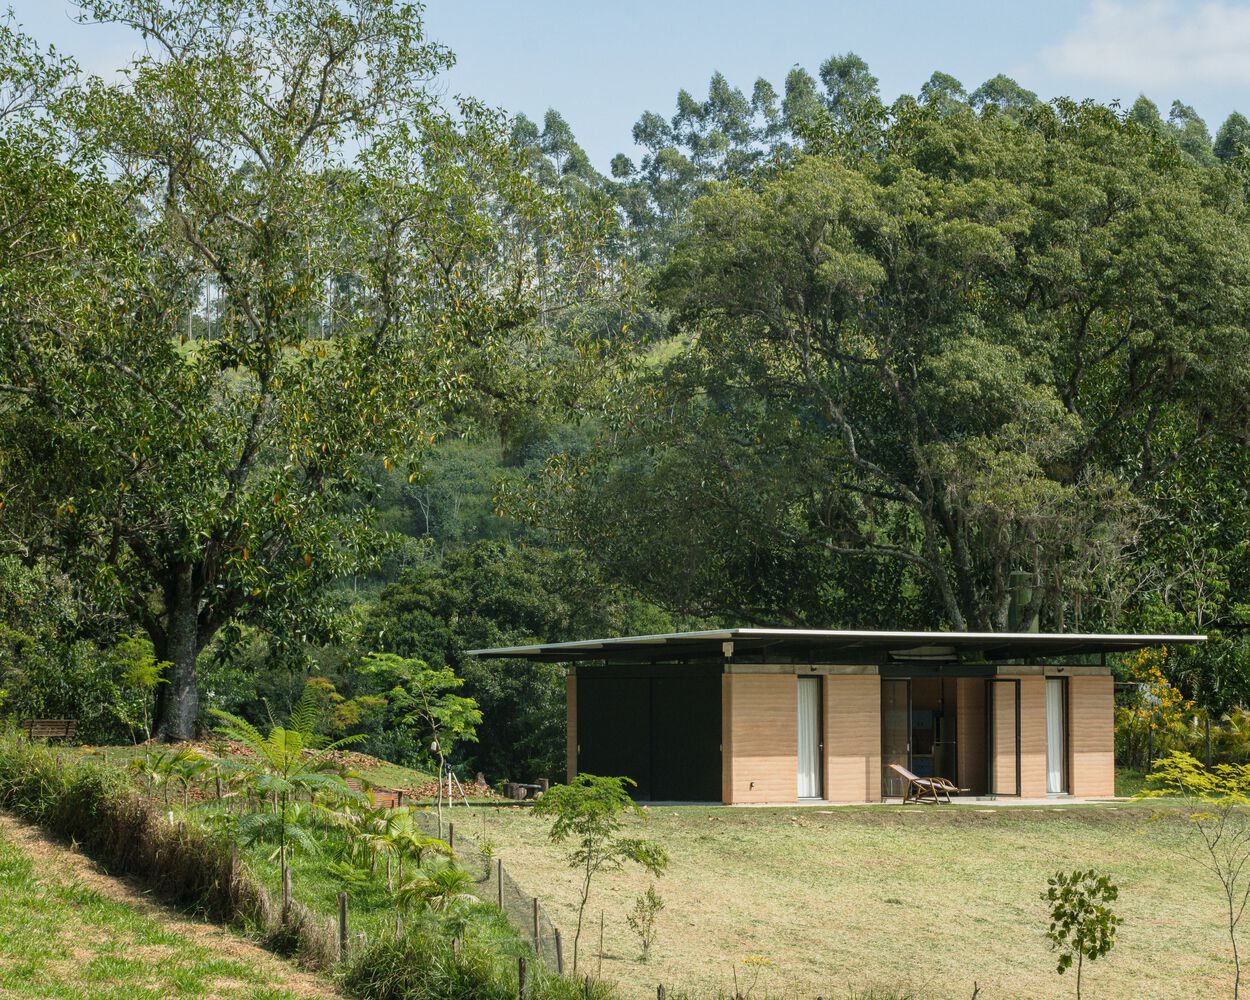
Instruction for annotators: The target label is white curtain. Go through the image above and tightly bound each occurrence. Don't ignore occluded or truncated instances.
[1046,678,1066,794]
[797,677,821,798]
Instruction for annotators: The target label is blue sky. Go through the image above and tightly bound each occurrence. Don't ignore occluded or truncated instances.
[11,1,1250,169]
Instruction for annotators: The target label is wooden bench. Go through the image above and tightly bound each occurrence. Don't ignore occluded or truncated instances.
[19,719,78,742]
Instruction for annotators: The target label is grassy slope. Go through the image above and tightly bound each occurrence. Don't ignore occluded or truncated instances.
[0,821,335,1000]
[464,801,1230,1000]
[77,743,436,796]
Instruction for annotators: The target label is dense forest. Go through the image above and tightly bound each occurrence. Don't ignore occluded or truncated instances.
[2,0,1249,782]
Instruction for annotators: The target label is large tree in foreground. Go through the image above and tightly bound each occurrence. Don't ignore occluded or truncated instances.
[0,1,603,738]
[523,99,1250,631]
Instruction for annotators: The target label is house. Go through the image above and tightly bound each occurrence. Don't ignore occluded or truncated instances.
[468,629,1205,804]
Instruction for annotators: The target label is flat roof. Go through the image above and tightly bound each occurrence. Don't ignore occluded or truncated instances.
[467,628,1206,664]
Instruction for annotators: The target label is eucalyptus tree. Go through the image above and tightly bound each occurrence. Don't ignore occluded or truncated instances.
[1216,112,1250,163]
[0,1,604,738]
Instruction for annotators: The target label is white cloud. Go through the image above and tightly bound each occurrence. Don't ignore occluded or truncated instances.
[1041,0,1250,87]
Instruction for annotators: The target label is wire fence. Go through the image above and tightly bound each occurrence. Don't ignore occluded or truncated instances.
[413,805,565,972]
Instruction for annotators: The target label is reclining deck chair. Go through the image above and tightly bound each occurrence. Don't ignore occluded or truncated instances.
[888,763,969,804]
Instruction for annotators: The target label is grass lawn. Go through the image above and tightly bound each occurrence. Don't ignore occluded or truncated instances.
[0,815,339,1000]
[460,800,1233,1000]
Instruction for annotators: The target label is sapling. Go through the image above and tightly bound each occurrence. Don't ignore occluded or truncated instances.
[533,774,668,972]
[1042,869,1120,999]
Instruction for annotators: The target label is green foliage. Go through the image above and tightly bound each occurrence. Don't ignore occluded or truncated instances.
[1042,869,1120,997]
[521,98,1250,634]
[534,774,669,972]
[340,909,614,1000]
[365,540,683,781]
[0,0,606,741]
[210,683,364,908]
[358,652,480,823]
[1146,752,1250,997]
[111,633,170,742]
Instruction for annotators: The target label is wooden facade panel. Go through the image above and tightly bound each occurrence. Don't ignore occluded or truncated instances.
[990,675,1047,796]
[823,675,880,802]
[1070,674,1115,797]
[726,674,797,803]
[955,678,986,795]
[1017,675,1048,797]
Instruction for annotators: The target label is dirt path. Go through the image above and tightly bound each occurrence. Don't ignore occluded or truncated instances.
[0,810,345,999]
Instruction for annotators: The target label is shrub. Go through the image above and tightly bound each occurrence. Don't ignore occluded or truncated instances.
[340,909,615,1000]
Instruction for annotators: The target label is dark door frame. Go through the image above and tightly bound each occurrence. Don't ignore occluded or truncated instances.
[985,678,1022,797]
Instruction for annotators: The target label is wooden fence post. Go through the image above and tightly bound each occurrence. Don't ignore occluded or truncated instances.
[518,955,527,999]
[497,858,504,908]
[338,891,348,961]
[584,974,592,999]
[555,928,564,974]
[449,822,455,850]
[532,896,540,950]
[657,986,665,1000]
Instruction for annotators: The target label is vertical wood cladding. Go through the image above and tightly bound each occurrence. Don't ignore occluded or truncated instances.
[955,678,986,795]
[1069,674,1115,797]
[823,675,881,802]
[993,674,1050,797]
[725,674,798,803]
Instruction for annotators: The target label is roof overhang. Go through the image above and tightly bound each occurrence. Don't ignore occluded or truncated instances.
[466,628,1206,665]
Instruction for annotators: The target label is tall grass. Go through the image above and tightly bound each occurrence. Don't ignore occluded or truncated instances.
[0,732,335,968]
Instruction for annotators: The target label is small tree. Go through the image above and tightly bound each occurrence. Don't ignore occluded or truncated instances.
[110,634,169,744]
[210,685,364,919]
[533,774,669,972]
[360,653,481,832]
[1042,869,1121,999]
[626,884,665,961]
[1146,751,1250,997]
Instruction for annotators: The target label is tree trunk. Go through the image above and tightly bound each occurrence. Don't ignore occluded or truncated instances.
[155,564,200,742]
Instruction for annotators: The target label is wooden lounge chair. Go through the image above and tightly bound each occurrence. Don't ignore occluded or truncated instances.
[888,763,968,804]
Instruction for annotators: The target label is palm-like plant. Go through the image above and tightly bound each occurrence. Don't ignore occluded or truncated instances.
[129,745,207,806]
[210,685,365,917]
[394,859,476,933]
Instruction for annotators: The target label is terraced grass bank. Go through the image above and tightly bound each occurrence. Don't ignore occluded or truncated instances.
[0,815,337,1000]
